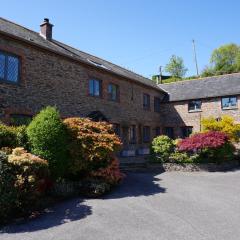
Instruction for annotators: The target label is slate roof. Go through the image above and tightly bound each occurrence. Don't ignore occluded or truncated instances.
[0,17,161,91]
[158,73,240,102]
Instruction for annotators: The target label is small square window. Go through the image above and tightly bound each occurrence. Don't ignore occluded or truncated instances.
[89,79,101,97]
[188,100,202,112]
[221,96,237,109]
[143,94,150,110]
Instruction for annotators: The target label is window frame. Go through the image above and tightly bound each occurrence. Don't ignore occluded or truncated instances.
[88,79,102,97]
[221,96,238,110]
[112,123,121,137]
[154,97,161,113]
[129,125,137,144]
[155,127,161,137]
[143,126,151,143]
[188,100,202,112]
[0,50,21,85]
[143,93,150,110]
[108,83,120,102]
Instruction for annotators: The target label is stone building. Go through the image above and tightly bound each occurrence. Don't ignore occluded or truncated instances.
[159,73,240,138]
[0,17,165,156]
[0,17,240,157]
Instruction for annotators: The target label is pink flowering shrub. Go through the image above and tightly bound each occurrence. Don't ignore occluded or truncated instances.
[177,131,235,163]
[90,157,125,185]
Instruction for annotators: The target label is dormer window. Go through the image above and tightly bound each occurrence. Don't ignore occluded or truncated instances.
[0,51,20,84]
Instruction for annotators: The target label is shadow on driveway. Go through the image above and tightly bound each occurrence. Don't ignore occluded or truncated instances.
[104,172,166,199]
[1,172,166,234]
[1,198,92,234]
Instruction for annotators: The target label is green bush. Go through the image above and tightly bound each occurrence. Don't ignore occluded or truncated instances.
[27,106,69,178]
[169,151,193,163]
[0,151,17,223]
[151,135,174,162]
[0,124,28,149]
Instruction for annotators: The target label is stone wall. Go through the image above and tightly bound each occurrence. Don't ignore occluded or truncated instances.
[160,96,240,138]
[0,34,164,153]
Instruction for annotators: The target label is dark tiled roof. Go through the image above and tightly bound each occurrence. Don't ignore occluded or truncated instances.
[158,73,240,102]
[0,17,161,90]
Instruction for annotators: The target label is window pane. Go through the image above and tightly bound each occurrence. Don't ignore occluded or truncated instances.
[129,125,136,143]
[143,94,150,108]
[154,97,160,112]
[222,97,237,108]
[94,80,100,96]
[164,127,174,139]
[89,79,94,95]
[189,100,201,111]
[7,56,19,82]
[0,53,5,79]
[143,126,150,142]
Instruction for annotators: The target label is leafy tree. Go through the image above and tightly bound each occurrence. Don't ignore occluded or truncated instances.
[165,55,188,78]
[202,43,240,76]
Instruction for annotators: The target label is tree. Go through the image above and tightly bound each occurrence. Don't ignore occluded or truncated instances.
[165,55,188,78]
[202,43,240,76]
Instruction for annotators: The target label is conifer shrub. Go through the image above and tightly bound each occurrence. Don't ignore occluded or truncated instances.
[27,106,68,178]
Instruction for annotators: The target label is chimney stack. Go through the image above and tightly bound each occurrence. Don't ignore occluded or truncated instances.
[40,18,53,40]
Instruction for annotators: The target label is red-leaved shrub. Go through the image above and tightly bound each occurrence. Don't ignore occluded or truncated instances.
[90,158,125,185]
[177,131,235,163]
[178,131,229,152]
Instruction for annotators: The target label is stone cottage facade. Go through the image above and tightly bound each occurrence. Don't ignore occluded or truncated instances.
[159,73,240,138]
[0,17,240,156]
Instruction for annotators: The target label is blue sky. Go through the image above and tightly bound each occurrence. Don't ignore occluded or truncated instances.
[1,0,240,78]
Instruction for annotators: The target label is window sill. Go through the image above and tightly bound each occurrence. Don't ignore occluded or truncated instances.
[188,110,202,113]
[0,79,19,86]
[222,107,238,111]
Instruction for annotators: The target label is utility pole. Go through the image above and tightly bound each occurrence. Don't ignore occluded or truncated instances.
[192,39,199,77]
[158,66,162,84]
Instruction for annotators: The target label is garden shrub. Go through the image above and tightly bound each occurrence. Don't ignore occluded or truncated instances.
[151,135,174,162]
[0,123,28,149]
[90,157,125,185]
[169,151,193,164]
[27,106,69,178]
[0,151,17,223]
[202,115,240,142]
[0,148,49,223]
[64,117,122,177]
[177,131,235,163]
[8,148,49,215]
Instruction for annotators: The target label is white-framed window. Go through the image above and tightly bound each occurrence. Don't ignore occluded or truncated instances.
[221,96,237,109]
[188,100,202,112]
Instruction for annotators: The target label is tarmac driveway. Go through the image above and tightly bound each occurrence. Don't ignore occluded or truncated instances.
[1,170,240,240]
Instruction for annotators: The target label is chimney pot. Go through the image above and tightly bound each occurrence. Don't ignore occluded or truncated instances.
[40,18,53,41]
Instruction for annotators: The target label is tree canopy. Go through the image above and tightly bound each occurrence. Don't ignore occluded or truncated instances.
[165,55,188,79]
[202,43,240,76]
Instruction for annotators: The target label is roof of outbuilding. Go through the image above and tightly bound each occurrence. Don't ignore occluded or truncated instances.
[0,17,161,91]
[158,73,240,102]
